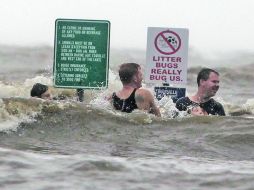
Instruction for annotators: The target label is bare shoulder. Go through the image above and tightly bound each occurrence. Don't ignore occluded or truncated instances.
[135,88,154,103]
[135,88,161,117]
[135,88,153,97]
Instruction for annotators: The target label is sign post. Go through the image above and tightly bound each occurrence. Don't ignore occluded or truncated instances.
[53,19,110,89]
[145,27,189,101]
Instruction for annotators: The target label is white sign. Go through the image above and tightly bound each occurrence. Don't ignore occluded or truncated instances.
[145,27,189,84]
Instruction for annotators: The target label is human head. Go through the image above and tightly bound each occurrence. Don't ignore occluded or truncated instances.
[197,68,219,86]
[197,68,220,98]
[191,106,208,116]
[119,63,142,87]
[30,83,52,100]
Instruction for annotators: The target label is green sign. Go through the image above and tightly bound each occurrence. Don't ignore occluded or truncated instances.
[53,19,110,89]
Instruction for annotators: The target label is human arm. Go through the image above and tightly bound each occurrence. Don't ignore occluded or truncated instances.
[135,89,161,117]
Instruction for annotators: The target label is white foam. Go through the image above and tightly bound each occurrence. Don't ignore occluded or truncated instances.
[0,98,40,132]
[24,76,53,87]
[0,81,25,98]
[0,108,37,132]
[0,76,53,99]
[244,98,254,114]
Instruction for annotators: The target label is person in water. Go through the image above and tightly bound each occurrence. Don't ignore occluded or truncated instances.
[110,63,161,117]
[30,83,52,100]
[176,68,225,116]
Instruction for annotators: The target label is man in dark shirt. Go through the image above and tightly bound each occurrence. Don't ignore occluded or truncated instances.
[176,68,225,116]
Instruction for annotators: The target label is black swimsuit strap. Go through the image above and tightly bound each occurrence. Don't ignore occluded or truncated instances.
[112,89,137,100]
[129,88,137,99]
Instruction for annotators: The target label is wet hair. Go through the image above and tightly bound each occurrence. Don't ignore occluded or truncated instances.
[30,83,48,98]
[119,63,140,84]
[197,68,219,86]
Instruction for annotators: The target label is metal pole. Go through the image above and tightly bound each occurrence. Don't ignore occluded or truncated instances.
[76,89,84,102]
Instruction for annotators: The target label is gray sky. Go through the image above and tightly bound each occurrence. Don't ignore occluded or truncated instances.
[1,0,254,53]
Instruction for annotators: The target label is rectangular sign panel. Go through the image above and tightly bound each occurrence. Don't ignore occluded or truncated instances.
[154,86,186,102]
[53,19,110,89]
[145,27,189,85]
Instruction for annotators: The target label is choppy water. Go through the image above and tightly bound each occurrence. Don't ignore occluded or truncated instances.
[1,45,254,190]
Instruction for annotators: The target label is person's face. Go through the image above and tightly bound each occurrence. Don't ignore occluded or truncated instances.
[201,72,220,98]
[191,106,208,116]
[41,89,52,100]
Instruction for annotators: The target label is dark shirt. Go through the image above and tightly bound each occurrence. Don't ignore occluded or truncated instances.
[175,97,225,116]
[112,89,138,113]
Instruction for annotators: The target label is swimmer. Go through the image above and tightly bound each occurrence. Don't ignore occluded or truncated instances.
[110,63,161,116]
[30,83,52,100]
